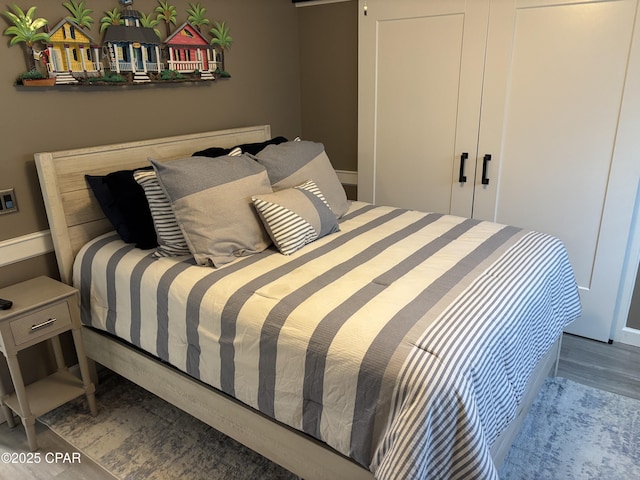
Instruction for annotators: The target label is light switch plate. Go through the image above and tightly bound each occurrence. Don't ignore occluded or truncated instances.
[0,188,18,214]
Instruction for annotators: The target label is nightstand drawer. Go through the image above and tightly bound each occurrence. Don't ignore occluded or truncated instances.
[9,302,72,346]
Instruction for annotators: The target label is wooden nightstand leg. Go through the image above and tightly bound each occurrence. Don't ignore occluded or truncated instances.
[1,403,16,428]
[87,358,99,386]
[0,365,16,428]
[50,336,68,373]
[71,328,97,416]
[1,407,15,428]
[5,355,38,451]
[0,378,16,428]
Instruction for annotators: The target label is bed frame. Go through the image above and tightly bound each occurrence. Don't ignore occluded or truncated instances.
[34,125,561,479]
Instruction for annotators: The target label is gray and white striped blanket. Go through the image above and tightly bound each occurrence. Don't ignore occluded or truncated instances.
[74,202,581,479]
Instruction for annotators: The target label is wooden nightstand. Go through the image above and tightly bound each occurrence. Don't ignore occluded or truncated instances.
[0,276,97,451]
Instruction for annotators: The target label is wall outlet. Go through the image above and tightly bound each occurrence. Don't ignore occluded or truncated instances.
[0,188,18,214]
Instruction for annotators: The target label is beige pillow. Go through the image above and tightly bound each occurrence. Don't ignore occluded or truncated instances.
[151,154,272,267]
[252,140,349,218]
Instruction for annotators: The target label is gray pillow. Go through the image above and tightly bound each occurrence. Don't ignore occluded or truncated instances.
[252,141,349,218]
[252,180,339,255]
[151,154,273,267]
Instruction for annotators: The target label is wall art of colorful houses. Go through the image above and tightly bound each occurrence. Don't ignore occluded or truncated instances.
[2,1,231,86]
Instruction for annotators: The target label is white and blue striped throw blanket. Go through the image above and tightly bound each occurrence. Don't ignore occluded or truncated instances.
[74,202,581,480]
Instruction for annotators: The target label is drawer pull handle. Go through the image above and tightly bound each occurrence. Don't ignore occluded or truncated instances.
[31,318,57,331]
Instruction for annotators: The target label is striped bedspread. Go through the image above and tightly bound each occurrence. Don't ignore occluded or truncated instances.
[74,202,581,479]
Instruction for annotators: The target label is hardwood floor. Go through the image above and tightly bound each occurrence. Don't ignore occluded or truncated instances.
[0,333,638,479]
[558,333,640,400]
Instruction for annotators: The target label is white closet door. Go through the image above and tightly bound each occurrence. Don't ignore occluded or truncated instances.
[358,0,489,216]
[475,0,639,341]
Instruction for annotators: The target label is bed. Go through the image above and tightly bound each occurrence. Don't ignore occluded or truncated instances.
[35,125,581,480]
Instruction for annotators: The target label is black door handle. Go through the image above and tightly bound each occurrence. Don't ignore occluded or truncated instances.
[459,152,468,183]
[482,154,491,185]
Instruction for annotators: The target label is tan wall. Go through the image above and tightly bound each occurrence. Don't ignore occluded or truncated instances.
[298,0,358,178]
[0,0,301,286]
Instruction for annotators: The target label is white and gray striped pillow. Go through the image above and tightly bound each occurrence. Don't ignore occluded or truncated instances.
[133,170,190,258]
[252,180,339,255]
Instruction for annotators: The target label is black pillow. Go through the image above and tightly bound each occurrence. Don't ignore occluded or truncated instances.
[192,136,288,157]
[86,166,157,249]
[234,136,289,155]
[190,146,234,158]
[86,175,134,243]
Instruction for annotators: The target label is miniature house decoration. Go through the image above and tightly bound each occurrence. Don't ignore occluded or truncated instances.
[165,22,217,80]
[45,18,102,84]
[2,0,232,86]
[102,5,163,83]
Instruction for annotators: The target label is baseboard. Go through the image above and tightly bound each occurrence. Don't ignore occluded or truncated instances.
[294,0,352,7]
[0,230,53,268]
[0,173,356,270]
[336,170,357,186]
[614,326,640,348]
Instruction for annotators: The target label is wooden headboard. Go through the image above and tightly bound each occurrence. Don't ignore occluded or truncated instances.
[35,125,272,285]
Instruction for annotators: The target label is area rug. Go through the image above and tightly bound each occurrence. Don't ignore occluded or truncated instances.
[39,373,296,480]
[39,374,639,479]
[498,377,640,479]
